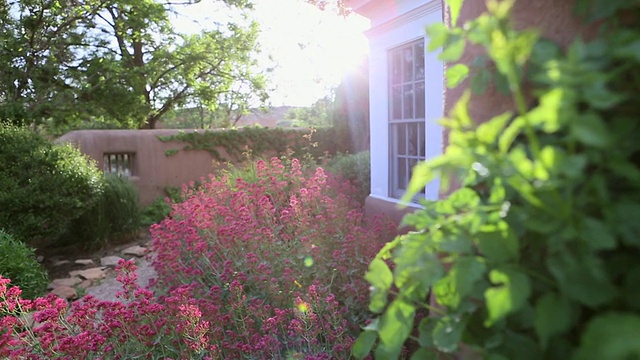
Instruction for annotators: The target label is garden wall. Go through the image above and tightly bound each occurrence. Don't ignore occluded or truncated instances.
[56,128,347,206]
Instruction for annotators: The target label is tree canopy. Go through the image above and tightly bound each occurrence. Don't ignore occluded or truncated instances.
[0,0,268,131]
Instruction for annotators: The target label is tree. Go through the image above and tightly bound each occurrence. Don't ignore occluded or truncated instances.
[0,0,267,131]
[284,93,335,127]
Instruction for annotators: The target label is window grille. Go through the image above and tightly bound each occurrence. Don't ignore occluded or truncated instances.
[388,39,426,198]
[103,153,134,177]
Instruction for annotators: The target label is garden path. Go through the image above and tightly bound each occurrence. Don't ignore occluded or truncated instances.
[42,229,157,302]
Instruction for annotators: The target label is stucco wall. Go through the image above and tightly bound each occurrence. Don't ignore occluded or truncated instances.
[56,130,218,206]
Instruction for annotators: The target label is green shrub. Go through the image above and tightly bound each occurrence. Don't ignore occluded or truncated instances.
[356,1,640,359]
[325,151,370,204]
[0,230,48,300]
[141,197,172,226]
[0,125,103,247]
[62,174,140,250]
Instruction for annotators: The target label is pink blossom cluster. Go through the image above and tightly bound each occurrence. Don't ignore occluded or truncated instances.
[150,158,394,357]
[0,158,393,358]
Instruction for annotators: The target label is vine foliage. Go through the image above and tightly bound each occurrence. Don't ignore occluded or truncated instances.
[158,126,349,162]
[355,0,640,359]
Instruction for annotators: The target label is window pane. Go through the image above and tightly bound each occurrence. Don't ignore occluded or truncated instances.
[396,124,406,155]
[408,158,425,194]
[392,86,402,120]
[398,158,407,191]
[408,123,418,156]
[403,84,414,119]
[419,122,425,158]
[403,46,414,82]
[415,42,425,80]
[110,155,117,173]
[415,82,425,119]
[391,50,402,85]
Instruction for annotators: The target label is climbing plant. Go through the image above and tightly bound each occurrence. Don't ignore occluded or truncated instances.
[158,126,349,163]
[355,0,640,359]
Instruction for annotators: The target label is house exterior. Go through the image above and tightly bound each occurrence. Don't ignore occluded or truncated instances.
[349,0,592,223]
[347,0,444,223]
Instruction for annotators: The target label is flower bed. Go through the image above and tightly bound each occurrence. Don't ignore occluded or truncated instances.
[0,158,394,359]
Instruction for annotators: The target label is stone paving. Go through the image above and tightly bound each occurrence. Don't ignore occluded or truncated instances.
[46,242,156,302]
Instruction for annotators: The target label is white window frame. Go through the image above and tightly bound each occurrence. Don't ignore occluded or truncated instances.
[388,39,427,199]
[366,2,443,204]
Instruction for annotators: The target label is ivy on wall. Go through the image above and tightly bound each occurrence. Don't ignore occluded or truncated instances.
[158,126,350,162]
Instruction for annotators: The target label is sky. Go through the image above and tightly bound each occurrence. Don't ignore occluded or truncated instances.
[170,0,370,107]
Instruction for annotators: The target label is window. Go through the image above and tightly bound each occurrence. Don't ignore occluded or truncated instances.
[103,153,134,177]
[389,39,425,199]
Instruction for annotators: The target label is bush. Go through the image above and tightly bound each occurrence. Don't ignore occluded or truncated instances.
[0,125,103,247]
[0,158,395,359]
[141,197,172,226]
[62,174,140,250]
[0,231,48,300]
[356,1,640,359]
[149,157,395,358]
[324,151,370,204]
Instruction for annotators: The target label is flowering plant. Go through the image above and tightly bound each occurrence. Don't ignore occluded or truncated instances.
[150,157,395,357]
[1,158,394,359]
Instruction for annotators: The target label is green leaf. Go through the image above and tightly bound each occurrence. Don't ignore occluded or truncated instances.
[402,161,434,204]
[499,116,525,153]
[614,201,640,247]
[477,112,512,144]
[476,224,519,263]
[547,252,616,308]
[445,0,464,26]
[374,342,402,360]
[418,317,436,348]
[378,300,416,357]
[432,315,467,353]
[531,39,561,65]
[533,292,572,349]
[560,154,588,179]
[440,36,466,62]
[410,348,437,360]
[583,82,626,109]
[352,330,378,359]
[365,259,393,313]
[484,268,531,326]
[446,64,469,88]
[426,23,449,51]
[471,68,492,94]
[581,217,616,251]
[570,112,611,148]
[394,237,444,302]
[574,313,640,360]
[434,256,486,308]
[615,39,640,62]
[493,71,511,94]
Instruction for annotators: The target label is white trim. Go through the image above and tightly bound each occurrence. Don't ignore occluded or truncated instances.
[368,193,424,209]
[365,1,442,38]
[366,0,443,203]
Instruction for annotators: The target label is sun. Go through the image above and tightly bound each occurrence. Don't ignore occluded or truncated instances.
[254,0,370,105]
[171,0,370,106]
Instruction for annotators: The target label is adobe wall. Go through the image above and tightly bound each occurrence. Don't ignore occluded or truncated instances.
[56,130,219,206]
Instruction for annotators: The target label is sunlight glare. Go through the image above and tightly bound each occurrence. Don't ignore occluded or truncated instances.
[170,0,370,106]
